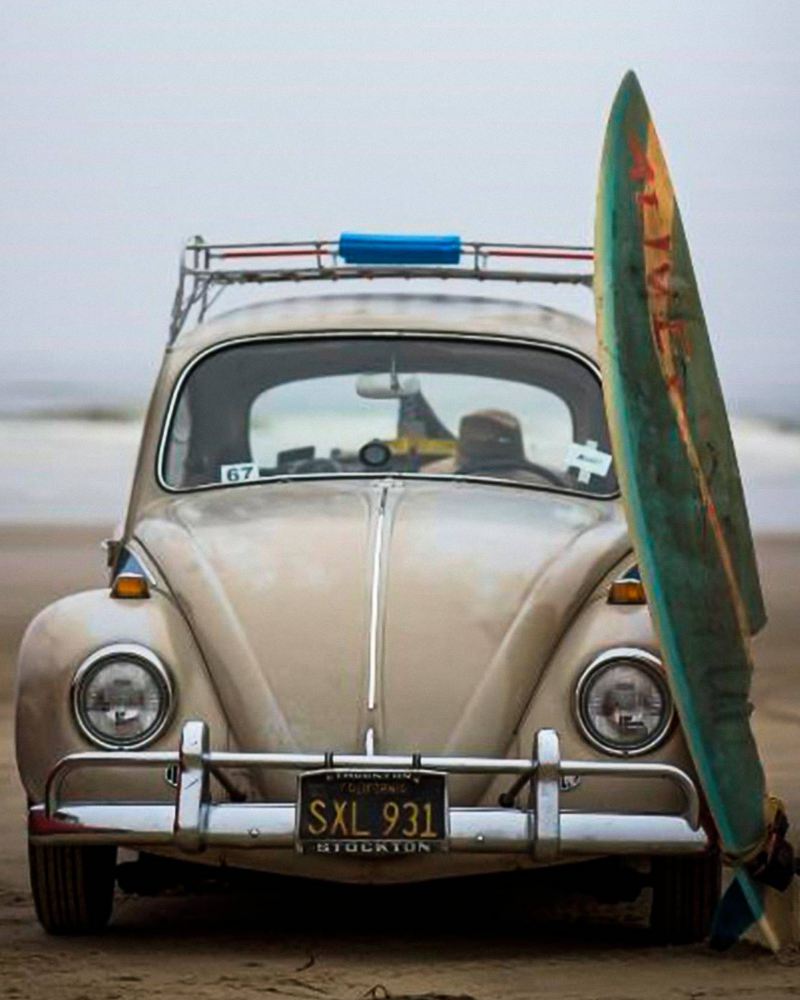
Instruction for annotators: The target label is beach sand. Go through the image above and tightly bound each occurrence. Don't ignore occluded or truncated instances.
[0,525,798,998]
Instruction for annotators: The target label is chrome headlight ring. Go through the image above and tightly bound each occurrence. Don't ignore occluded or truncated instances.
[574,647,675,757]
[71,643,174,750]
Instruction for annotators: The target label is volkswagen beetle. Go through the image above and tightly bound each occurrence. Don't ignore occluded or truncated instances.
[16,234,720,940]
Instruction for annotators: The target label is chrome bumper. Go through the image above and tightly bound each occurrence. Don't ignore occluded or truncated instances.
[30,722,708,859]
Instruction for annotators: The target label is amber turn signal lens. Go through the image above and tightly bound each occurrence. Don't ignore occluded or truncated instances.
[110,573,150,599]
[608,579,646,605]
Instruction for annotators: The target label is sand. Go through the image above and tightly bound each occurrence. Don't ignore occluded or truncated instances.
[0,525,798,998]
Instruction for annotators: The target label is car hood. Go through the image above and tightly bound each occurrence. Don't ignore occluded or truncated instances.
[136,479,628,798]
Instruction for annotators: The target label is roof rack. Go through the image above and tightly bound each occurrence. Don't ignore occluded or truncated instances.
[169,233,594,343]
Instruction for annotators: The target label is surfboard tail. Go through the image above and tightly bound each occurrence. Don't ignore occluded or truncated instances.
[711,872,763,950]
[712,870,799,952]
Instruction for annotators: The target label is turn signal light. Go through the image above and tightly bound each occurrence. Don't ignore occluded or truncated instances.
[110,573,150,599]
[608,579,647,605]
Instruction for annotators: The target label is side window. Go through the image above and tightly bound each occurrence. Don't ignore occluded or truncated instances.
[164,392,191,486]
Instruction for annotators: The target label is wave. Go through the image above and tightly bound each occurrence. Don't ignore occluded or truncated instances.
[0,379,145,423]
[11,405,145,423]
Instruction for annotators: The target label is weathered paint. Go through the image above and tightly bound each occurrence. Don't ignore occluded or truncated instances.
[16,289,706,886]
[594,71,786,946]
[594,71,766,859]
[133,477,629,804]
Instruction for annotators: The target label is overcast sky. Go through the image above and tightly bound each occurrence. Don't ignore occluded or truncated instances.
[1,1,798,419]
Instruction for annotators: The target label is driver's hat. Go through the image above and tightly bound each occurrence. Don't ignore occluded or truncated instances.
[458,409,524,464]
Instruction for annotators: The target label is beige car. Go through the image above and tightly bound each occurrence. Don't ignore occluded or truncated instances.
[16,236,719,940]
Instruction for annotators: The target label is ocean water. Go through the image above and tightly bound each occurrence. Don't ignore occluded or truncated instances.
[0,414,797,531]
[0,418,142,527]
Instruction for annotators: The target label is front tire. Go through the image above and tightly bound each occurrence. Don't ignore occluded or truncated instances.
[650,851,721,944]
[28,841,117,934]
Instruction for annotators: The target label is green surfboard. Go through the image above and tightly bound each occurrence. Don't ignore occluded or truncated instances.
[594,72,769,880]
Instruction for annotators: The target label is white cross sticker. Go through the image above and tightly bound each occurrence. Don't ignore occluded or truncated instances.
[565,440,613,484]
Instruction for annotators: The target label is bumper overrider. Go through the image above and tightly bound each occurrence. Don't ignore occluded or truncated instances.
[29,721,708,860]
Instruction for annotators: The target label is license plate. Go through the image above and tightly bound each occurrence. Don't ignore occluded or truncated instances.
[297,770,447,855]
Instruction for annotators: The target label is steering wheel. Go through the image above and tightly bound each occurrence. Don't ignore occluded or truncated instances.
[457,458,566,487]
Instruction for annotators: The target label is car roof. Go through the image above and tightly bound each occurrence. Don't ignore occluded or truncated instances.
[171,292,598,364]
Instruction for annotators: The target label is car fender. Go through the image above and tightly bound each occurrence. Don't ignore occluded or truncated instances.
[489,566,701,819]
[16,589,229,803]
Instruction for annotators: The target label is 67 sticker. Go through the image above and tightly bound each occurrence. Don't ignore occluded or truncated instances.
[219,462,258,484]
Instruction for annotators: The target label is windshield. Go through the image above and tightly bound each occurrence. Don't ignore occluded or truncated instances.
[162,335,617,496]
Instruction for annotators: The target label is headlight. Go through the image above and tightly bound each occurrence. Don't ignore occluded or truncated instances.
[72,644,173,749]
[575,649,673,755]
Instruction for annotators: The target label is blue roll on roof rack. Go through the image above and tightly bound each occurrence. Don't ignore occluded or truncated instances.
[339,232,462,265]
[169,233,594,342]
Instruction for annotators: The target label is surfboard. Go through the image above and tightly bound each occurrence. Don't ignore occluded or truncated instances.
[593,71,790,948]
